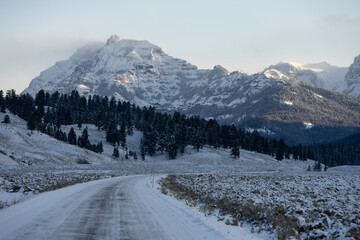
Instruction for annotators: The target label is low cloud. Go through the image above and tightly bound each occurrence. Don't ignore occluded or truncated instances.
[317,14,360,26]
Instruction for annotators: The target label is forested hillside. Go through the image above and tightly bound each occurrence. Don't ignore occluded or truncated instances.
[1,89,359,166]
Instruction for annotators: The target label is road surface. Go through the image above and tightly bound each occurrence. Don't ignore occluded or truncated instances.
[0,175,225,240]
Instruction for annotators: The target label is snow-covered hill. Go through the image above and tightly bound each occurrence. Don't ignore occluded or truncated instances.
[0,112,116,166]
[0,110,312,170]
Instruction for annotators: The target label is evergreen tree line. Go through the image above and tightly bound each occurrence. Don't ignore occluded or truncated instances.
[0,89,103,153]
[1,89,359,165]
[304,143,360,166]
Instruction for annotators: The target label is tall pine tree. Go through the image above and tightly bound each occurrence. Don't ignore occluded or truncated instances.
[275,139,285,161]
[113,147,120,159]
[68,127,77,145]
[78,127,90,149]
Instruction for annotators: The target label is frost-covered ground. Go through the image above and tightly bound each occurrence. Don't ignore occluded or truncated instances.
[160,173,360,239]
[0,145,325,209]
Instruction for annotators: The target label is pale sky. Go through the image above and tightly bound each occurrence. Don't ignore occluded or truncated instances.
[1,0,360,93]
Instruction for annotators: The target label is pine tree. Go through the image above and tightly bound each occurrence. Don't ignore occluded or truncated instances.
[119,121,126,148]
[78,127,90,148]
[313,161,322,171]
[55,128,67,141]
[77,119,82,129]
[166,135,178,160]
[275,139,285,161]
[157,133,167,153]
[68,127,77,145]
[192,130,204,151]
[37,104,45,118]
[35,90,45,107]
[56,119,61,129]
[106,121,120,145]
[316,161,322,171]
[0,104,5,113]
[144,126,157,156]
[113,147,119,158]
[65,108,72,125]
[293,147,299,160]
[140,138,145,160]
[27,113,37,132]
[230,126,240,159]
[126,108,133,135]
[97,141,103,153]
[231,144,240,159]
[95,110,105,130]
[285,150,290,159]
[262,138,270,155]
[2,114,10,124]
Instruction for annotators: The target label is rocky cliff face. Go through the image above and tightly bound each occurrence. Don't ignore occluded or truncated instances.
[341,54,360,98]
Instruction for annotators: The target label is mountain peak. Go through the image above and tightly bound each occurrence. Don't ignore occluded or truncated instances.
[106,35,122,45]
[265,62,304,73]
[353,54,360,65]
[212,65,229,75]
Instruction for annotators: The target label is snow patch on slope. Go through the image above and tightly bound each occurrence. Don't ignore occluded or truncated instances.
[264,69,289,81]
[304,122,314,129]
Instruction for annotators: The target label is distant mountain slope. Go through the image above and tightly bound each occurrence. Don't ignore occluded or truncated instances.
[22,35,360,144]
[340,54,360,98]
[264,61,348,91]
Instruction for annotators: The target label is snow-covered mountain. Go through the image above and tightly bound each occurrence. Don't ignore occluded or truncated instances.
[341,54,360,98]
[264,62,348,91]
[24,35,222,108]
[23,35,360,144]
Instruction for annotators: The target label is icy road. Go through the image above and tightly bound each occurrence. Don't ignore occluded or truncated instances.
[0,175,228,240]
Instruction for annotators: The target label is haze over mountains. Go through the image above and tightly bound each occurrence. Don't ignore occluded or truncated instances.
[23,35,360,144]
[265,61,349,91]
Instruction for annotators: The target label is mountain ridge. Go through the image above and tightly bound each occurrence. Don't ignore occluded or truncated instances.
[22,35,360,144]
[264,61,349,91]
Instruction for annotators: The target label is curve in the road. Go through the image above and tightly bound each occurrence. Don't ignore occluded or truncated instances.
[0,175,225,240]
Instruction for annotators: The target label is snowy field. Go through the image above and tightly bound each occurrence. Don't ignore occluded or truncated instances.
[0,145,331,209]
[160,173,360,239]
[1,111,360,239]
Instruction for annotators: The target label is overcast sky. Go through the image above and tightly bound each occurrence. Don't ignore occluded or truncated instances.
[1,0,360,93]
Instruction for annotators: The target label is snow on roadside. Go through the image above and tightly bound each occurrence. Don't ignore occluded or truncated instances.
[159,173,360,239]
[152,175,271,239]
[0,144,358,210]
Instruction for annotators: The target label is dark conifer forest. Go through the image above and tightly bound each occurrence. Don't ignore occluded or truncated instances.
[1,89,359,166]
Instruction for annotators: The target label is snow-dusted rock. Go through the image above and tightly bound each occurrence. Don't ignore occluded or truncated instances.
[265,61,348,91]
[342,54,360,98]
